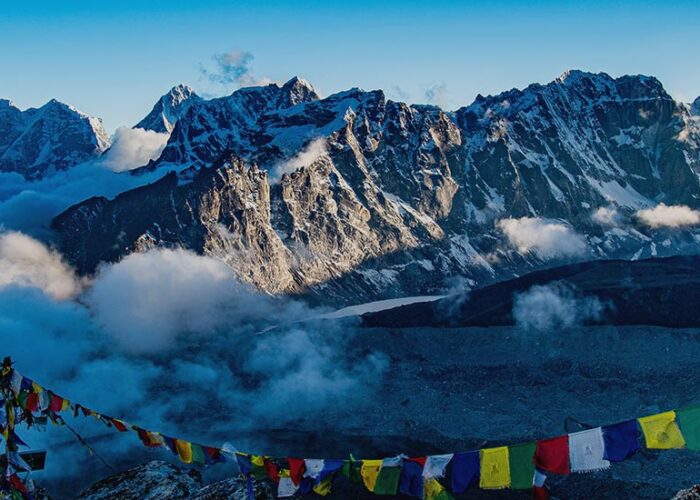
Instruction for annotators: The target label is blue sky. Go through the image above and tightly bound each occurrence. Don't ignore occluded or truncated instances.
[2,0,699,133]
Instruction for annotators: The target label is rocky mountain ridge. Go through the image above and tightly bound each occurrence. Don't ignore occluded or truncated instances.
[0,98,109,180]
[44,71,700,304]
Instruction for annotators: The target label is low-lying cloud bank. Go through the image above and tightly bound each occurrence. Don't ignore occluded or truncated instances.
[0,233,386,489]
[636,203,700,228]
[512,282,605,331]
[497,217,587,259]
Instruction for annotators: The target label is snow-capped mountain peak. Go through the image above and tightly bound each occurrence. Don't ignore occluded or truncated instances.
[0,98,109,180]
[134,84,202,134]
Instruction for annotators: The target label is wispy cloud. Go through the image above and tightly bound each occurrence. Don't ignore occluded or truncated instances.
[200,48,274,91]
[99,127,169,172]
[424,82,448,108]
[269,137,328,184]
[636,203,700,228]
[497,216,587,259]
[513,282,605,331]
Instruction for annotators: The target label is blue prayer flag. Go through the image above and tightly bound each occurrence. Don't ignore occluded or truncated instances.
[449,451,480,494]
[399,460,424,498]
[602,420,640,462]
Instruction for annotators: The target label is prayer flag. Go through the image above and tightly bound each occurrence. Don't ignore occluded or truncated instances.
[49,394,64,412]
[602,420,640,462]
[449,451,479,494]
[163,436,178,455]
[399,458,424,498]
[264,459,279,483]
[277,476,298,498]
[638,411,685,449]
[191,444,206,465]
[304,459,325,479]
[479,446,510,489]
[424,478,454,500]
[508,442,536,489]
[236,453,253,475]
[361,459,383,491]
[250,455,268,478]
[341,456,361,484]
[176,440,193,464]
[318,459,344,482]
[203,446,225,465]
[374,457,402,495]
[535,436,569,475]
[568,428,610,473]
[25,393,38,412]
[111,419,128,432]
[422,454,453,479]
[288,458,305,486]
[677,405,700,450]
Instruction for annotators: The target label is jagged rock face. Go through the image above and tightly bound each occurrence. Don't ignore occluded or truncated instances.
[52,72,700,304]
[155,77,320,168]
[0,99,109,180]
[135,84,202,134]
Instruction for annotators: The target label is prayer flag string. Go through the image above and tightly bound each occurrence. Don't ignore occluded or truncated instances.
[3,359,700,499]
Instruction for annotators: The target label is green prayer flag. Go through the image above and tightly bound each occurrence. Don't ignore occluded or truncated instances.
[508,442,536,489]
[678,405,700,450]
[341,456,361,484]
[190,444,206,465]
[373,465,401,495]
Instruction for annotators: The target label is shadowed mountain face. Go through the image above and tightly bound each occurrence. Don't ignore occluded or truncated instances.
[0,99,109,180]
[51,72,700,305]
[362,255,700,329]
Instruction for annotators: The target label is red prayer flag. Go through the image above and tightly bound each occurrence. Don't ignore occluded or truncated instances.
[49,394,63,412]
[111,419,128,432]
[535,436,570,475]
[288,458,306,486]
[265,459,280,483]
[26,393,39,412]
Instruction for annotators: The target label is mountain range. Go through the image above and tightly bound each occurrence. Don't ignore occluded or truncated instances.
[3,71,700,305]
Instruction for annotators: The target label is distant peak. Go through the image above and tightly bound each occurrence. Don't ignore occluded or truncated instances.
[555,69,611,85]
[167,84,198,100]
[691,96,700,116]
[278,76,320,106]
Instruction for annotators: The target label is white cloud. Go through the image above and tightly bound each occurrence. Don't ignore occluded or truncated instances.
[424,82,448,109]
[592,206,622,226]
[200,48,274,90]
[636,203,700,228]
[513,282,605,331]
[269,137,328,184]
[497,216,587,259]
[85,248,250,353]
[99,127,169,172]
[0,231,82,300]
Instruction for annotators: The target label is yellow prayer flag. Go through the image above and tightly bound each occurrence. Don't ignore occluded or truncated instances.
[313,477,333,496]
[61,399,71,411]
[360,459,382,492]
[424,478,446,500]
[176,439,193,463]
[479,446,511,489]
[31,381,43,394]
[251,455,266,468]
[638,411,685,449]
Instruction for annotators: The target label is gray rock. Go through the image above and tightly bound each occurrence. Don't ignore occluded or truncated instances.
[52,71,700,305]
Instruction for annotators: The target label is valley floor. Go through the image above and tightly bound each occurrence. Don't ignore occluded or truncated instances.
[231,324,700,498]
